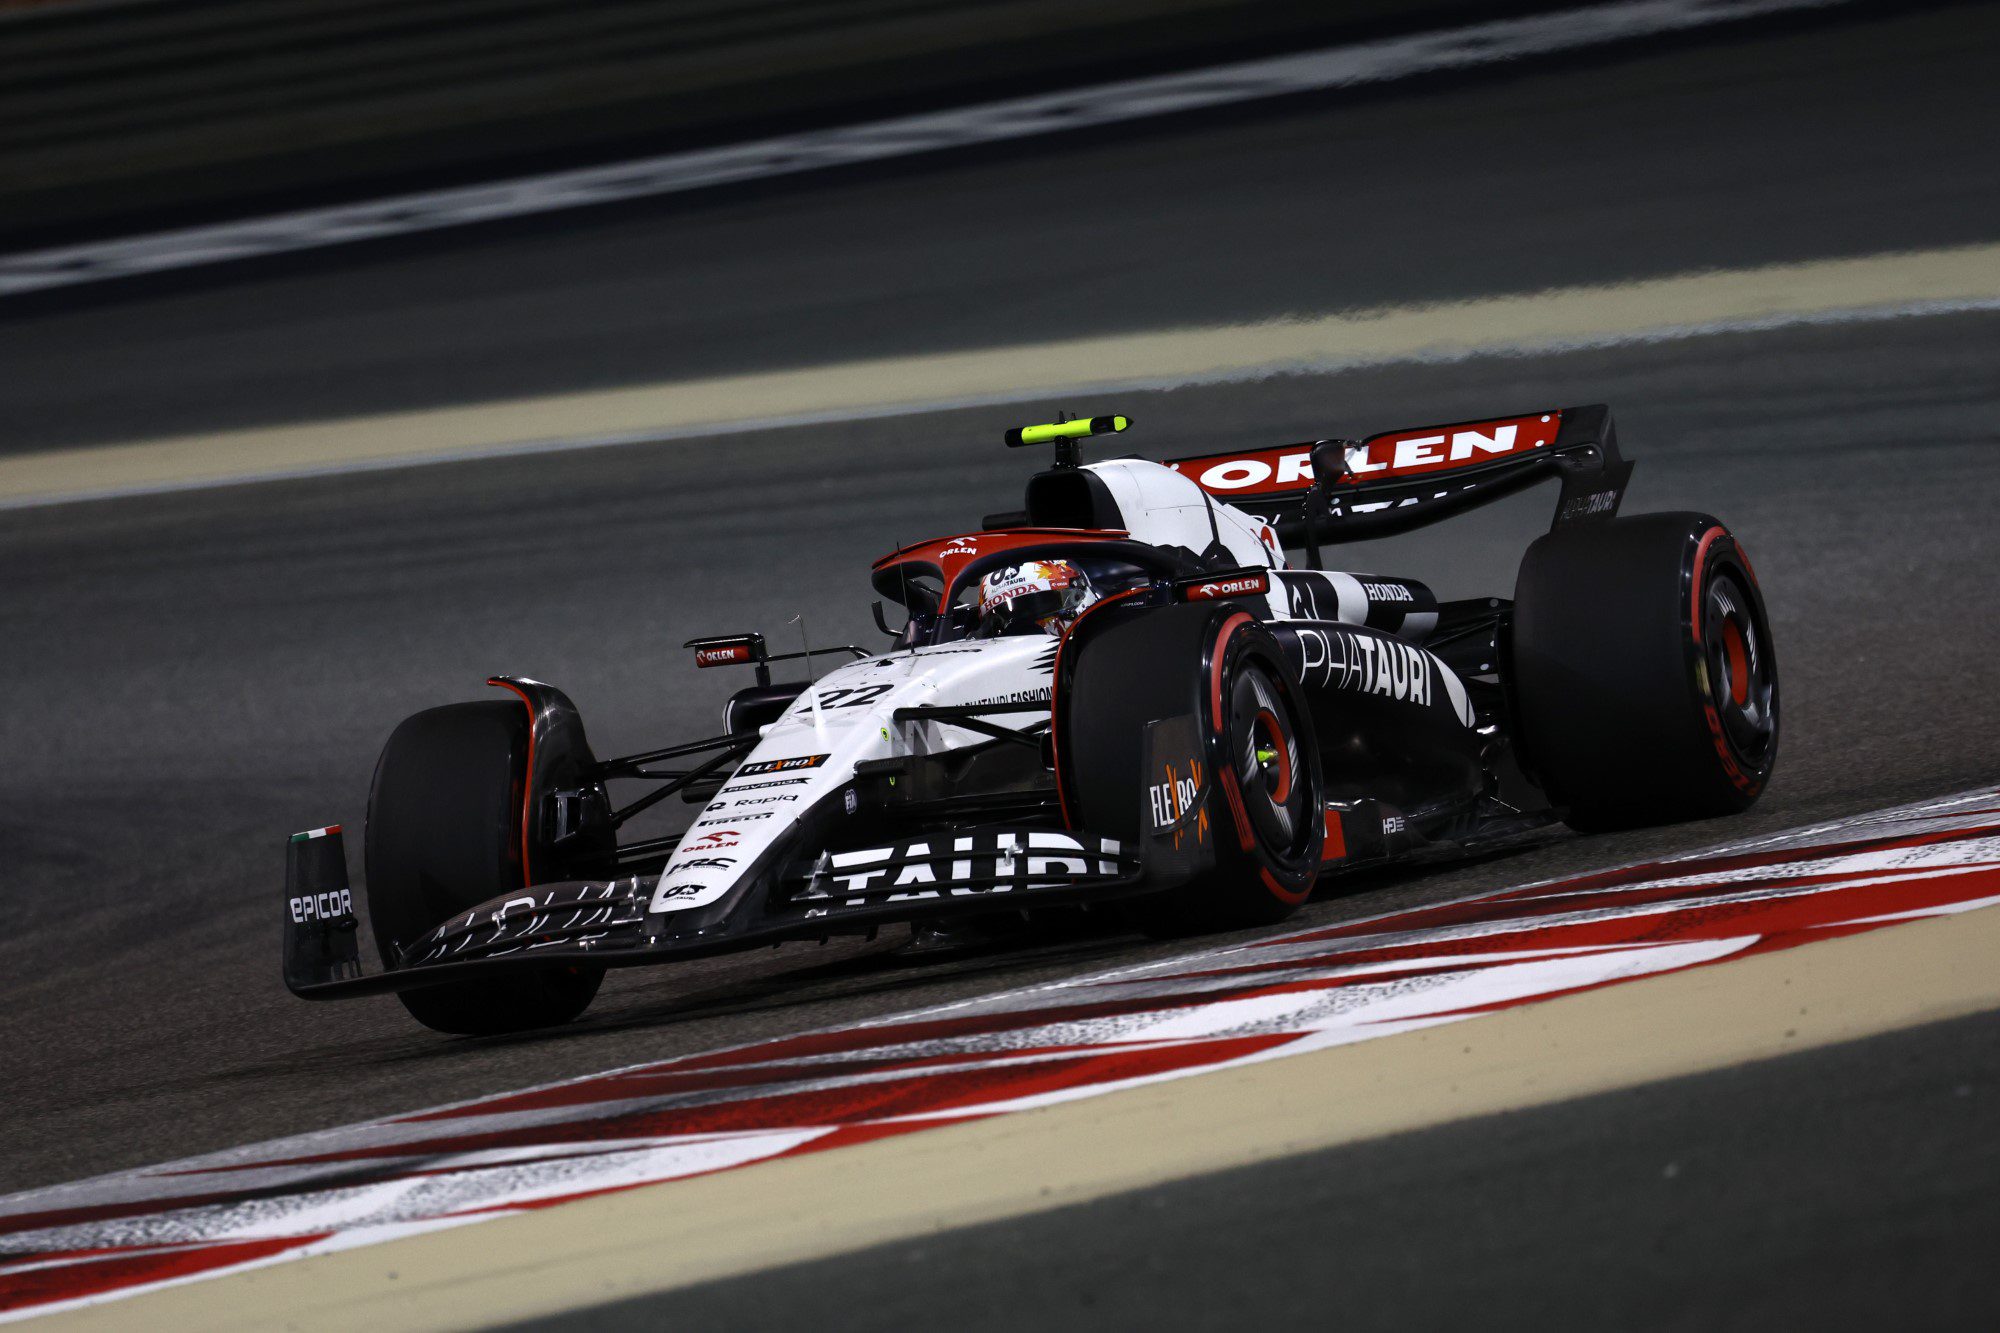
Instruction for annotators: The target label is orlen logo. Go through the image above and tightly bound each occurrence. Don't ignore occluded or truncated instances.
[1171,413,1559,496]
[1182,571,1271,601]
[685,829,739,849]
[1341,416,1553,480]
[1173,447,1313,496]
[695,645,750,667]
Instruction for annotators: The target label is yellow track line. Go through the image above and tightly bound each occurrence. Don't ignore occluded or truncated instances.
[6,241,1999,510]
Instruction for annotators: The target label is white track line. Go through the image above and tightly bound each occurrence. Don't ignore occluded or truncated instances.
[0,0,1852,297]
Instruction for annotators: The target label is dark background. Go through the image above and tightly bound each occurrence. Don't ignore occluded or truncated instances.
[4,0,1598,246]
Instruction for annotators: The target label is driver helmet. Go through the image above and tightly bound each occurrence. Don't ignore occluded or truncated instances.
[976,560,1097,637]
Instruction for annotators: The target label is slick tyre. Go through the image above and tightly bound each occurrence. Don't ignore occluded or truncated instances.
[1061,603,1322,936]
[1511,512,1779,832]
[365,701,603,1035]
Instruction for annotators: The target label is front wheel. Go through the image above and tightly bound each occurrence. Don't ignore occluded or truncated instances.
[1150,631,1324,934]
[1061,604,1322,935]
[365,701,603,1035]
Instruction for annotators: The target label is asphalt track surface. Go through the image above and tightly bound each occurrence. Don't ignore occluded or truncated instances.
[1,3,1997,1323]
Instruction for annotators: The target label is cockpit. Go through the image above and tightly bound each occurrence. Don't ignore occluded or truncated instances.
[870,531,1195,648]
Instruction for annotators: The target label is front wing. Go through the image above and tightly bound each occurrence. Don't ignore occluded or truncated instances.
[283,820,1167,1001]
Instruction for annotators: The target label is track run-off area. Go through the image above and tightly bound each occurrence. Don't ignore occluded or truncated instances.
[6,789,2000,1325]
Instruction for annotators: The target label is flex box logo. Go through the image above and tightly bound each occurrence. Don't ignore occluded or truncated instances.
[736,754,828,777]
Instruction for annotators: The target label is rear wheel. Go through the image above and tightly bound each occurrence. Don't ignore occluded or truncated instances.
[1062,604,1322,935]
[365,701,603,1035]
[1511,512,1779,831]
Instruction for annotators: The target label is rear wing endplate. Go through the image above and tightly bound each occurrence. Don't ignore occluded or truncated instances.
[1166,404,1632,556]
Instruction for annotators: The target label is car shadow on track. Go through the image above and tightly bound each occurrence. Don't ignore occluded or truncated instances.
[360,834,1568,1066]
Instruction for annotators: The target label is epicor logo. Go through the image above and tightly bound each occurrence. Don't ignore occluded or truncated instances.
[289,889,353,923]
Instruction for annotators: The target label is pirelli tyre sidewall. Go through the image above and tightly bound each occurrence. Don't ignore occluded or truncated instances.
[1511,511,1779,832]
[365,700,604,1035]
[1058,601,1321,933]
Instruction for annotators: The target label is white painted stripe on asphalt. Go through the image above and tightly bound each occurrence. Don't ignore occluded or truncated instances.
[2,240,1995,512]
[0,0,1852,297]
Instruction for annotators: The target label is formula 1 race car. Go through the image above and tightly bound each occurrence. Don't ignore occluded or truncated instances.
[282,406,1779,1034]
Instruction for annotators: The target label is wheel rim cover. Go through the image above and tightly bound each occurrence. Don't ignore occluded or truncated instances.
[1701,572,1776,770]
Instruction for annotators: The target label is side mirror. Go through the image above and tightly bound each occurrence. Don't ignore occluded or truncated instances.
[870,600,906,641]
[684,633,771,686]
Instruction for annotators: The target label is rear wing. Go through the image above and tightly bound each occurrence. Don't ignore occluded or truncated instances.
[1165,404,1632,555]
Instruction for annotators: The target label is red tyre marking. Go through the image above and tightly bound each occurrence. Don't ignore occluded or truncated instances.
[1685,527,1761,794]
[1705,701,1760,795]
[1688,525,1727,639]
[1208,612,1254,731]
[1217,765,1257,852]
[1722,619,1750,706]
[1735,539,1761,589]
[488,678,538,889]
[1259,865,1311,905]
[1208,613,1258,851]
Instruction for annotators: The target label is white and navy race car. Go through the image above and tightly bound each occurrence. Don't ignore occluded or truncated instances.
[283,407,1778,1034]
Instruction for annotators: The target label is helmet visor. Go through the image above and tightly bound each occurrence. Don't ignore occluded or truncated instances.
[981,588,1069,637]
